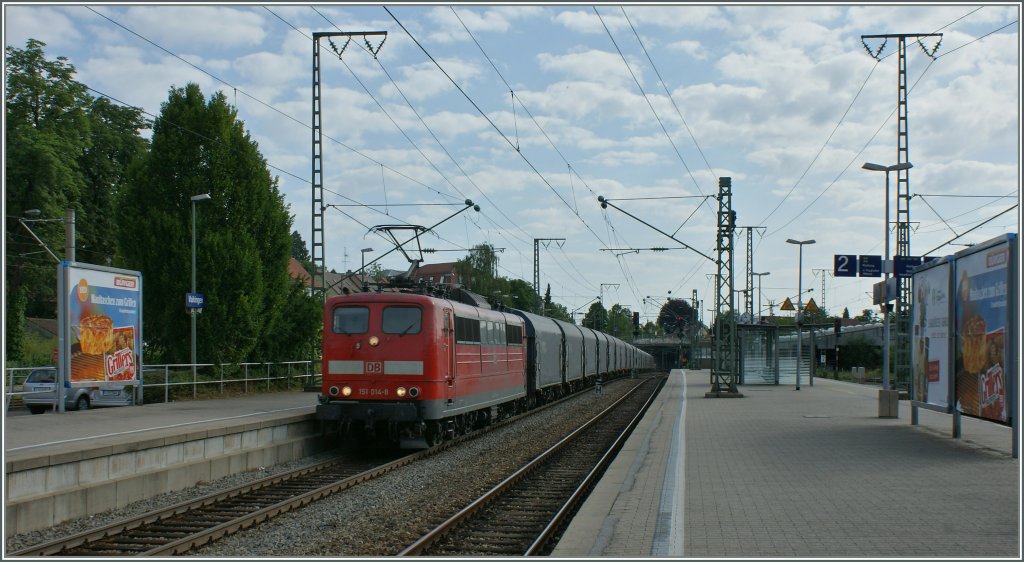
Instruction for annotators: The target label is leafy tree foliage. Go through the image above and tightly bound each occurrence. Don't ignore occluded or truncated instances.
[5,39,147,358]
[116,83,317,363]
[607,303,634,341]
[855,308,880,323]
[838,336,881,370]
[290,229,314,275]
[543,284,573,322]
[657,298,696,337]
[583,301,608,331]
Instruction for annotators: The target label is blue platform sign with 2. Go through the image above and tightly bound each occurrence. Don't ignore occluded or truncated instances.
[834,254,858,277]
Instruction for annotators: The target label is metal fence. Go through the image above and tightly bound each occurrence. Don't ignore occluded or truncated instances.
[4,361,322,413]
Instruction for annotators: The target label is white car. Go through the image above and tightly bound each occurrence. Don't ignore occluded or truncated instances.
[22,369,135,414]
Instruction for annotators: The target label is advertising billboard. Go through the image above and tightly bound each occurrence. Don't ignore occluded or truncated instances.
[953,235,1015,424]
[911,259,951,409]
[61,262,143,384]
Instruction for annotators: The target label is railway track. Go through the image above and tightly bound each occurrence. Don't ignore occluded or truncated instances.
[399,375,665,557]
[9,377,628,557]
[8,451,408,557]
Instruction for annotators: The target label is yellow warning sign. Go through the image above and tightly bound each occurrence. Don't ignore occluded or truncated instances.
[804,297,819,313]
[780,297,795,311]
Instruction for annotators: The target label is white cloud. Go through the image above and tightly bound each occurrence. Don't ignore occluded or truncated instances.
[115,6,267,50]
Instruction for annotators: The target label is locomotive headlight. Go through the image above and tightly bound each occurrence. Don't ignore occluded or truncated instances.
[341,386,353,397]
[396,387,407,398]
[369,336,380,347]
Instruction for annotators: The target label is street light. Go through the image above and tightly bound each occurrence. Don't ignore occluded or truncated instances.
[786,238,816,390]
[190,193,211,384]
[361,247,373,291]
[862,161,913,391]
[753,272,770,321]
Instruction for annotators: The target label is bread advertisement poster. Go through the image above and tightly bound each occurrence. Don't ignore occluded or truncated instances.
[66,265,142,384]
[953,242,1010,424]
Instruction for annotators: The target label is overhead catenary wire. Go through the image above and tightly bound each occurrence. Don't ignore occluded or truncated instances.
[384,6,611,251]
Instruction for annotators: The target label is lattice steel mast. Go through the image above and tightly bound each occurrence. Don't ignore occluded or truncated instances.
[311,31,387,302]
[711,177,739,394]
[534,238,565,315]
[861,32,941,389]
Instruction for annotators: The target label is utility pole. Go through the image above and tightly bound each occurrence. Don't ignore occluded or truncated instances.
[861,31,941,390]
[312,30,387,303]
[534,238,565,315]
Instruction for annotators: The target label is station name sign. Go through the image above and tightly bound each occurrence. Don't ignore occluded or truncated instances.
[185,292,205,309]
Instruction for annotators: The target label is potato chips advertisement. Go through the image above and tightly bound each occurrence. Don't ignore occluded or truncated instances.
[953,236,1014,424]
[911,260,950,409]
[61,263,143,384]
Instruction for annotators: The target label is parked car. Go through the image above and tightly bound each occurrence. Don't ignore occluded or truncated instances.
[21,369,135,414]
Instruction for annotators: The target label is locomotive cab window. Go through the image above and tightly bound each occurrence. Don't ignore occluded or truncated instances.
[333,306,369,334]
[382,306,422,335]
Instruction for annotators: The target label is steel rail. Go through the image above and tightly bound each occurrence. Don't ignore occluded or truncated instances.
[526,375,665,555]
[397,376,663,556]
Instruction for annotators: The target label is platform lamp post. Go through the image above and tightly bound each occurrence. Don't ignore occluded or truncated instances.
[191,193,211,386]
[862,161,913,392]
[361,247,373,291]
[786,239,815,390]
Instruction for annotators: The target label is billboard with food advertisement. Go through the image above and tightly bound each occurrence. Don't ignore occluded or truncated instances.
[953,234,1017,425]
[59,262,143,384]
[911,258,952,410]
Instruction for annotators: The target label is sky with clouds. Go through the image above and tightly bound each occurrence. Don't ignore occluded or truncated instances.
[4,2,1020,324]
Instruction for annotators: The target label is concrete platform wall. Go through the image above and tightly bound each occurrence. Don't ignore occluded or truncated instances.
[4,414,327,537]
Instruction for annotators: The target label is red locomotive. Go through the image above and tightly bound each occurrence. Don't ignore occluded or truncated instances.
[316,288,654,447]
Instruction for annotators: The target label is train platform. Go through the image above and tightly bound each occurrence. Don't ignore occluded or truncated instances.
[4,391,322,537]
[552,369,1020,558]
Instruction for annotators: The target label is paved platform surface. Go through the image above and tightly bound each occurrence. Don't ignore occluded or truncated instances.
[3,391,316,465]
[553,369,1020,558]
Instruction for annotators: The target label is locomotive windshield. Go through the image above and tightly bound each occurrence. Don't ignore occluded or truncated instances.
[382,306,422,335]
[333,306,369,334]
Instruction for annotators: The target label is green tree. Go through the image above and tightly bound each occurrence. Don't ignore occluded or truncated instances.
[503,278,537,312]
[607,304,634,341]
[454,243,500,296]
[117,83,317,363]
[78,97,149,266]
[855,308,879,323]
[5,39,147,361]
[839,336,881,370]
[5,39,90,319]
[583,301,608,331]
[290,229,314,275]
[546,300,572,322]
[657,298,696,338]
[842,307,851,320]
